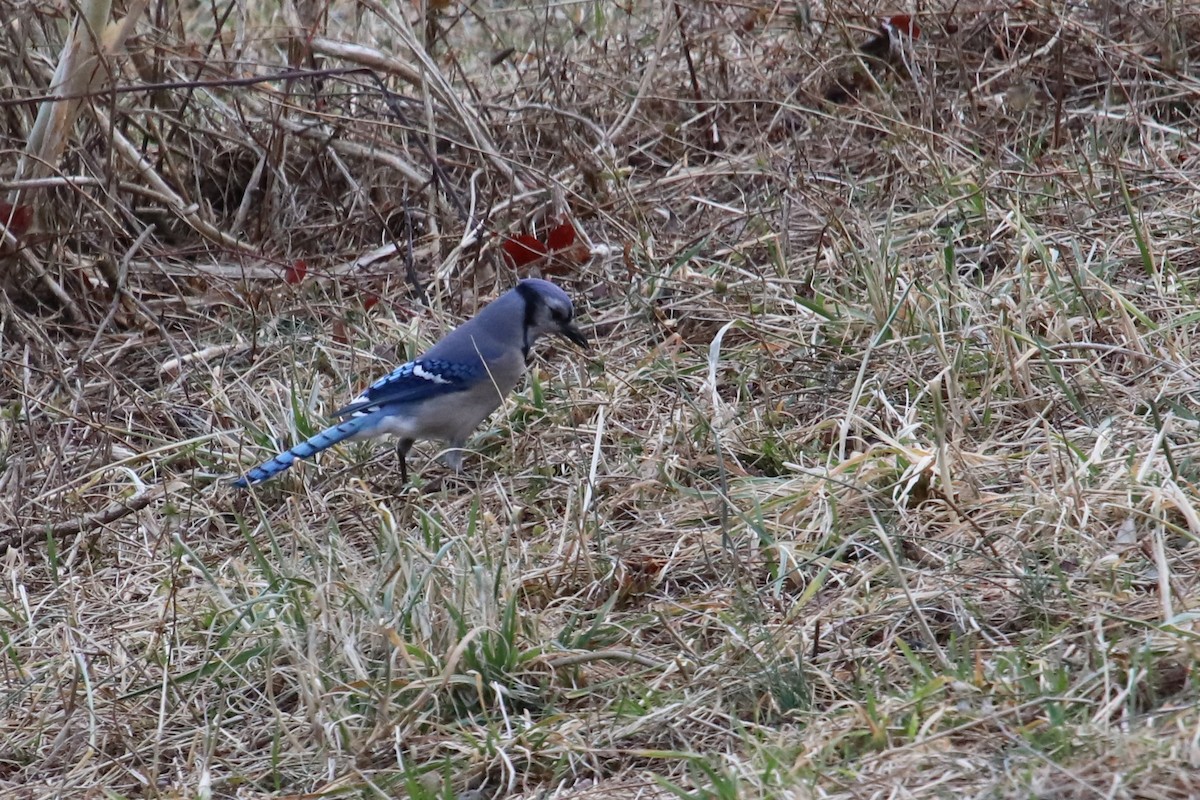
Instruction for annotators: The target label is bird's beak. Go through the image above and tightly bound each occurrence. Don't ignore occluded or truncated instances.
[560,323,589,350]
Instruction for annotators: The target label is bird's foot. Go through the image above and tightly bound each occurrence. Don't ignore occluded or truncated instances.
[421,470,476,494]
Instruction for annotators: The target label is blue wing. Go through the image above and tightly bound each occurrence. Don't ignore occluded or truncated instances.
[331,356,483,418]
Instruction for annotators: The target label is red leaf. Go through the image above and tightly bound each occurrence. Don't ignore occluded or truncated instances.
[362,292,380,311]
[284,258,308,284]
[545,220,577,252]
[564,241,591,266]
[332,318,349,345]
[884,14,921,39]
[502,233,547,267]
[0,202,31,239]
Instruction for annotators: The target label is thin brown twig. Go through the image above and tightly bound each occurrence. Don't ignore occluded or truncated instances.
[0,480,185,552]
[542,649,666,670]
[0,66,376,109]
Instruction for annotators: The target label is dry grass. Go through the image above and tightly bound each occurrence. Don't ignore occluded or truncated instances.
[3,0,1200,797]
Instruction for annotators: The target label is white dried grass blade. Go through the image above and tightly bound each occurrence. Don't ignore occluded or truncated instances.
[705,320,738,431]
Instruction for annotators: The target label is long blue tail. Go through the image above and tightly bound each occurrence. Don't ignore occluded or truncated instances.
[233,412,378,487]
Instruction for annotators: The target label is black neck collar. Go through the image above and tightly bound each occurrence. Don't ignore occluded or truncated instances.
[515,282,540,361]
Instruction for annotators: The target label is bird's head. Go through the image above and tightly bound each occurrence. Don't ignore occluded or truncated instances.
[516,278,589,350]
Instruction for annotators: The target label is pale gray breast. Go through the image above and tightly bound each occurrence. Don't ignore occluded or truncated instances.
[413,348,527,444]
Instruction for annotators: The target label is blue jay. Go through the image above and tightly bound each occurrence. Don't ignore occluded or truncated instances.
[233,278,587,487]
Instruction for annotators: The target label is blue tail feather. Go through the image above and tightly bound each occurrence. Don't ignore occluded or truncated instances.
[233,413,378,487]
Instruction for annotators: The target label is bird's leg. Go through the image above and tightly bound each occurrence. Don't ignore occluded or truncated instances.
[442,440,465,474]
[396,438,414,485]
[423,441,469,494]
